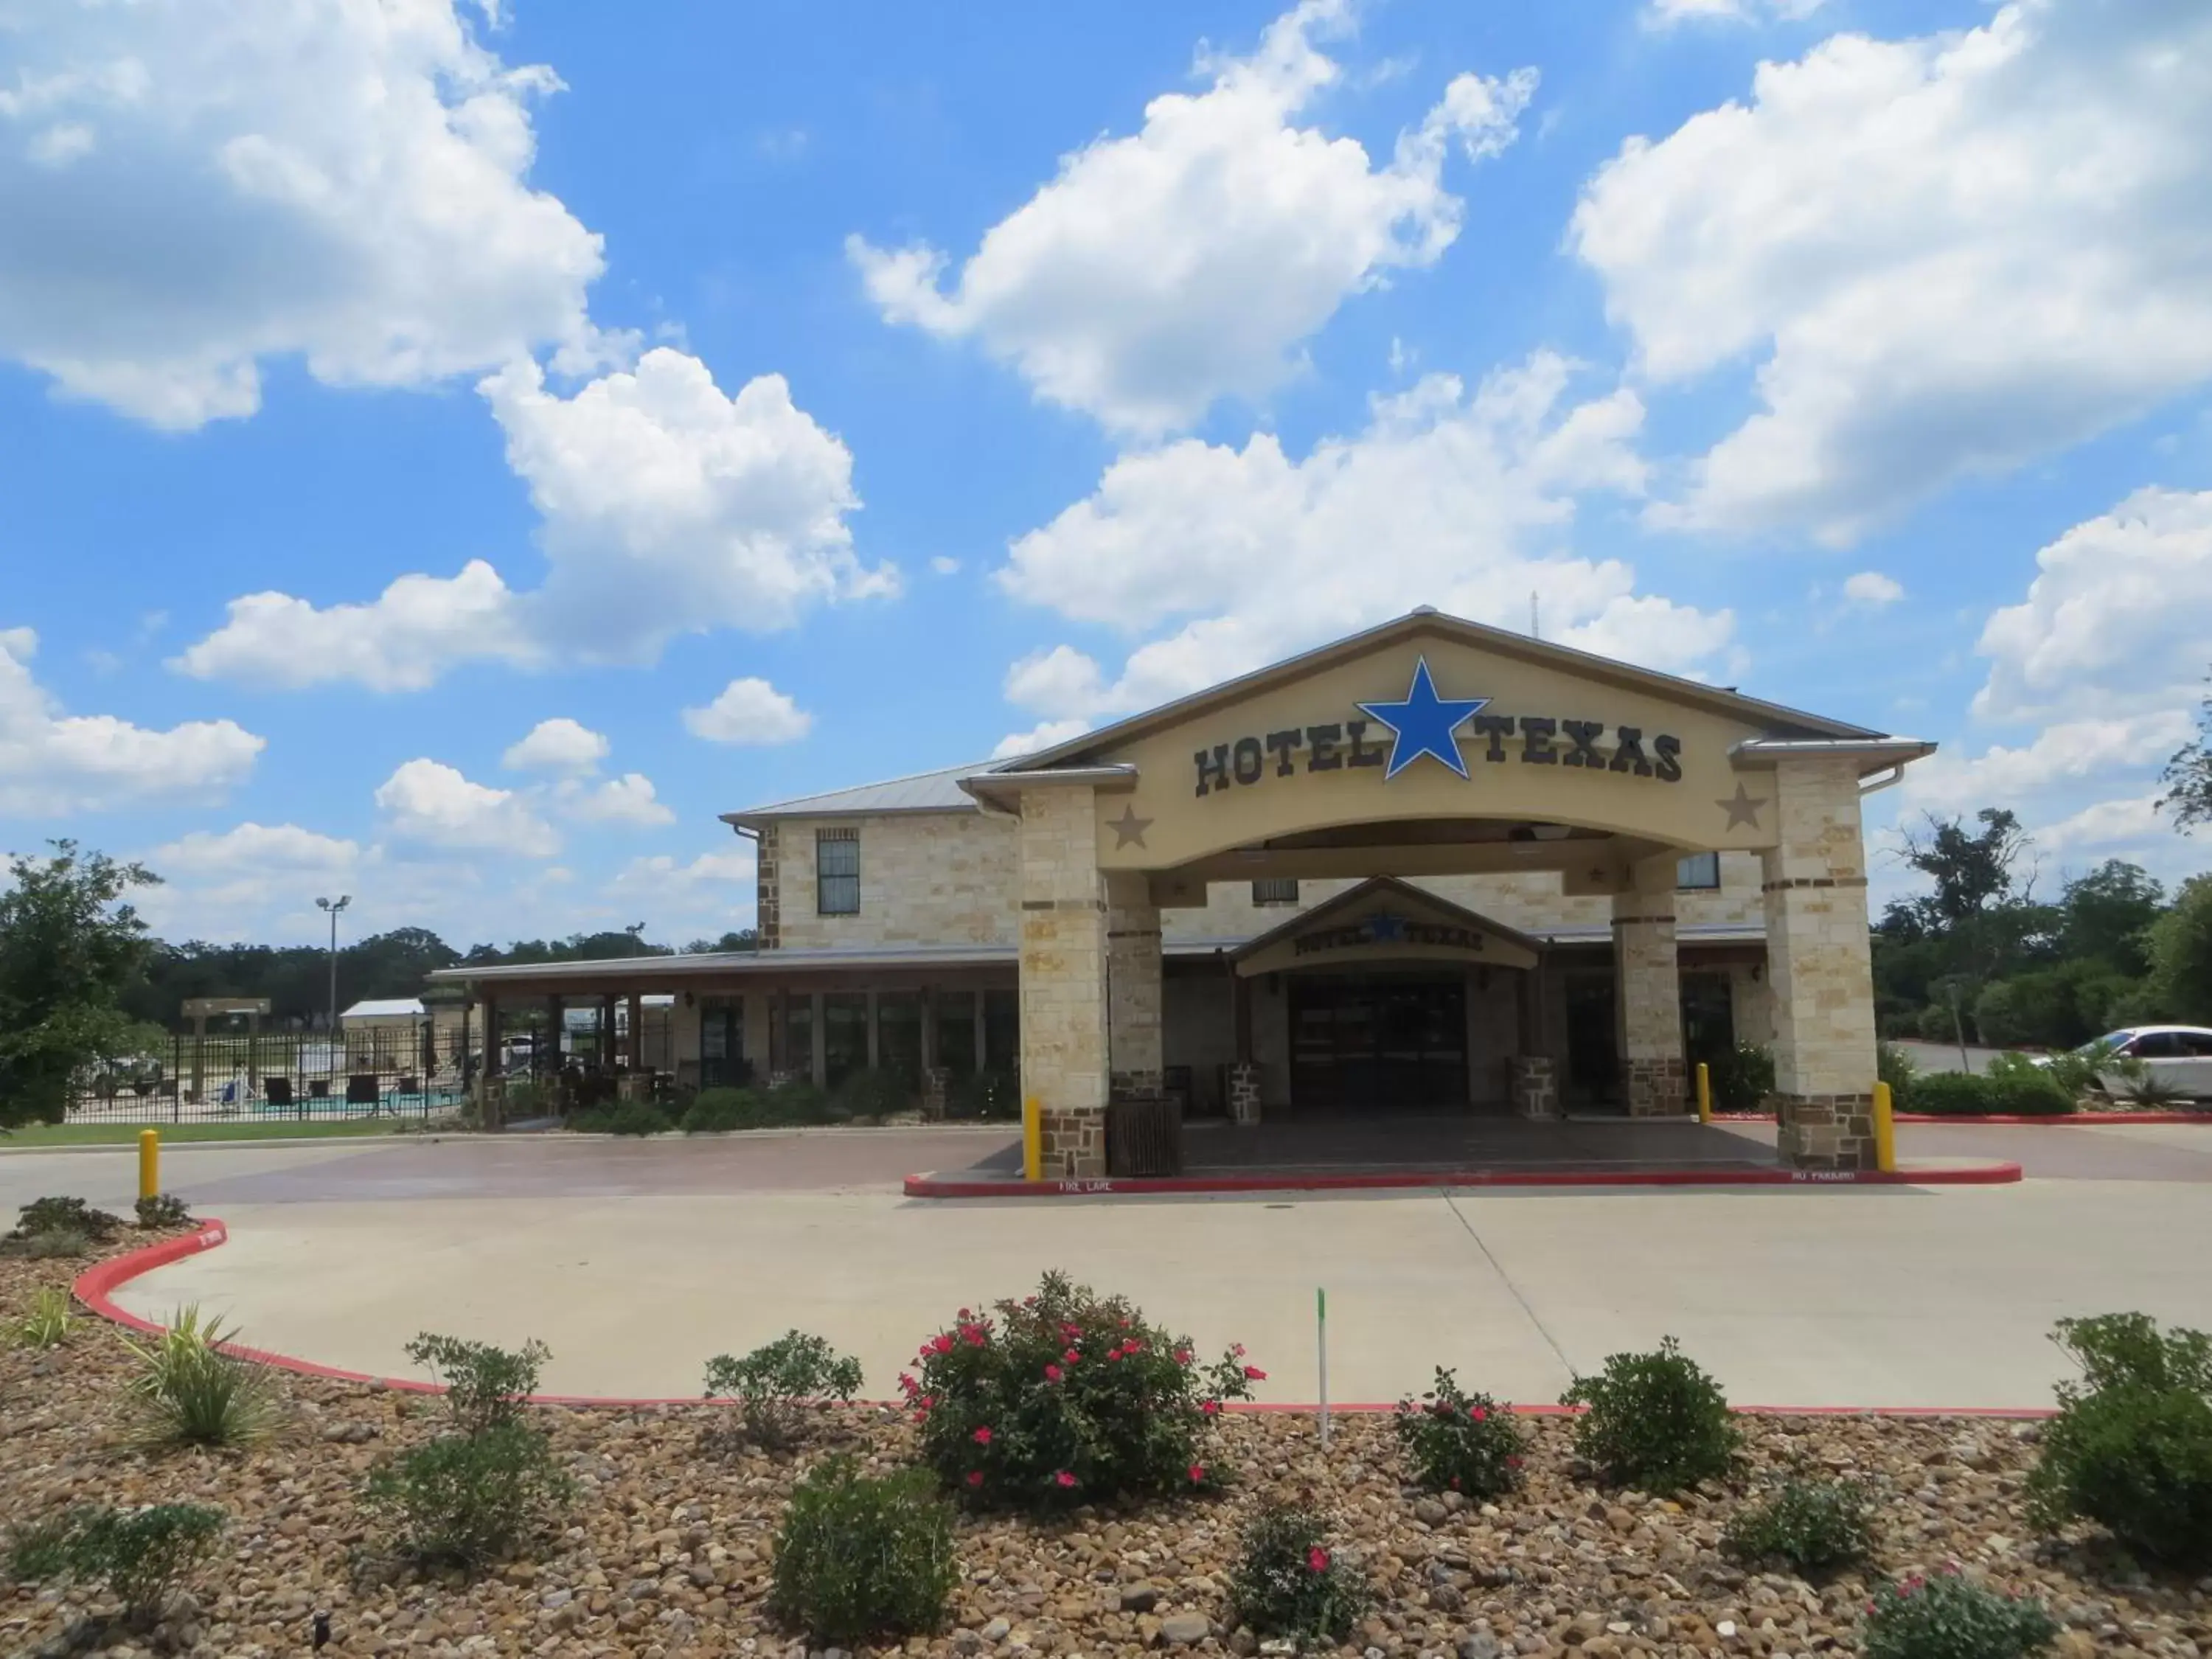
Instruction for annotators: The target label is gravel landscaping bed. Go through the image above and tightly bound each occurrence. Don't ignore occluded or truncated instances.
[5,1246,2208,1659]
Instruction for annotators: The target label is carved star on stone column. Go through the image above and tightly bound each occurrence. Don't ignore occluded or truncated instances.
[1717,782,1767,830]
[1107,804,1154,849]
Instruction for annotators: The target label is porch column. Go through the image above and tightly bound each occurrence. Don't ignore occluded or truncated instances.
[1017,783,1109,1178]
[1105,872,1163,1101]
[1761,757,1879,1170]
[627,991,644,1069]
[809,990,827,1088]
[479,994,501,1130]
[1612,856,1686,1116]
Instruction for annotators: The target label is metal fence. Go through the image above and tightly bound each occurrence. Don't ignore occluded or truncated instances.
[66,1024,470,1126]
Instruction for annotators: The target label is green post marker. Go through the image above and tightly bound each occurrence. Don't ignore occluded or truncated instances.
[1316,1286,1330,1449]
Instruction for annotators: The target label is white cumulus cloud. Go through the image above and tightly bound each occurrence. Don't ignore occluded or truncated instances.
[849,0,1536,434]
[173,349,887,689]
[504,717,610,774]
[0,0,614,429]
[374,757,557,856]
[558,773,676,829]
[1646,0,1829,25]
[990,352,1728,740]
[1573,0,2212,543]
[683,678,813,745]
[1843,571,1904,606]
[0,627,263,815]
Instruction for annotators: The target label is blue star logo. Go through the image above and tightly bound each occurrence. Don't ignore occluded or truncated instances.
[1356,657,1489,780]
[1363,911,1408,944]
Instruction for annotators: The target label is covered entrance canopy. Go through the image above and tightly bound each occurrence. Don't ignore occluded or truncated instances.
[959,607,1933,1177]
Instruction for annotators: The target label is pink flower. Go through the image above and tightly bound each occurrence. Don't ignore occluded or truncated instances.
[1174,1348,1192,1366]
[1189,1464,1205,1484]
[929,1333,956,1355]
[1060,1323,1082,1340]
[1448,1476,1461,1491]
[967,1470,984,1488]
[1469,1405,1486,1422]
[1062,1348,1081,1366]
[1243,1366,1267,1381]
[961,1324,987,1346]
[1506,1455,1523,1469]
[1107,1349,1122,1363]
[1054,1470,1077,1488]
[897,1373,918,1397]
[1200,1399,1220,1416]
[1307,1547,1329,1574]
[1232,1343,1247,1357]
[959,1307,973,1320]
[1124,1338,1144,1354]
[973,1426,993,1445]
[1044,1363,1063,1382]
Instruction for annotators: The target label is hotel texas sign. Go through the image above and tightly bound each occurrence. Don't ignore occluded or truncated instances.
[1191,656,1685,799]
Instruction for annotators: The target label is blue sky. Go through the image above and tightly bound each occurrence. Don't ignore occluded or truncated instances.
[3,0,2209,948]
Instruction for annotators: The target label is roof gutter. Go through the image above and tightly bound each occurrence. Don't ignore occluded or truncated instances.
[1730,737,1936,771]
[959,763,1139,813]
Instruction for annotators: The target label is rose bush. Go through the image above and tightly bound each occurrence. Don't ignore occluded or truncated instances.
[905,1271,1256,1512]
[1393,1366,1526,1499]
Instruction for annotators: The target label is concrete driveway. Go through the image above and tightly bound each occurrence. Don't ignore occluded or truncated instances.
[31,1121,2208,1413]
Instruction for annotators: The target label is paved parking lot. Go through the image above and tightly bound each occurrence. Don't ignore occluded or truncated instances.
[15,1120,2204,1413]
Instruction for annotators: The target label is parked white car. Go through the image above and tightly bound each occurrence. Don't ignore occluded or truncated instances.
[2038,1026,2212,1102]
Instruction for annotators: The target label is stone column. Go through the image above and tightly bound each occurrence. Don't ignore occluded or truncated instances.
[1105,871,1164,1102]
[1018,784,1109,1178]
[1761,757,1879,1170]
[1613,856,1686,1115]
[809,990,827,1089]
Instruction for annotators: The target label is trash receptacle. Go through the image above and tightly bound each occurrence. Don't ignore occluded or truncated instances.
[1106,1093,1183,1178]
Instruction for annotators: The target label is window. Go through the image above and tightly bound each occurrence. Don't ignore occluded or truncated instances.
[816,828,859,914]
[1675,852,1720,891]
[2130,1031,2183,1059]
[823,992,869,1088]
[1251,877,1301,906]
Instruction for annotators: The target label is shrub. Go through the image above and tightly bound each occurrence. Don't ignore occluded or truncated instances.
[907,1270,1256,1512]
[8,1287,74,1349]
[570,1100,670,1135]
[12,1195,123,1242]
[681,1087,758,1133]
[1906,1071,2073,1117]
[1860,1570,2058,1659]
[831,1067,910,1121]
[4,1503,226,1630]
[703,1329,864,1449]
[1560,1336,1739,1494]
[1227,1505,1366,1645]
[1879,1041,1919,1110]
[403,1332,549,1435]
[361,1420,574,1572]
[135,1193,193,1230]
[122,1305,279,1447]
[1708,1043,1776,1113]
[946,1068,1020,1121]
[0,1225,92,1259]
[767,1459,957,1644]
[1722,1476,1874,1570]
[2028,1315,2212,1565]
[1392,1366,1526,1499]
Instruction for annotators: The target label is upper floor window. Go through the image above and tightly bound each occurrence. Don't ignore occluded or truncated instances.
[816,828,860,914]
[1675,851,1720,891]
[1251,877,1301,907]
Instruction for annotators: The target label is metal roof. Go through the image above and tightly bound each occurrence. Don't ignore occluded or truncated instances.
[341,998,424,1019]
[723,760,990,826]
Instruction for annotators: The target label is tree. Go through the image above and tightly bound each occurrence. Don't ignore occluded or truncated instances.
[1885,808,2034,933]
[0,843,159,1127]
[2059,860,2165,978]
[2159,679,2212,832]
[2146,875,2212,1023]
[683,929,759,954]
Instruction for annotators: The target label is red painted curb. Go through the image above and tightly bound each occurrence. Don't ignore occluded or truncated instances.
[900,1162,2024,1199]
[1715,1111,2212,1126]
[67,1217,2056,1418]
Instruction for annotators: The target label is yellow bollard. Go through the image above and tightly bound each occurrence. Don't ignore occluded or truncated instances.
[138,1128,159,1203]
[1872,1080,1897,1173]
[1695,1061,1713,1125]
[1021,1096,1043,1182]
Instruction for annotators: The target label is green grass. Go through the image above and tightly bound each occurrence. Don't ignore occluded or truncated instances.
[0,1119,422,1149]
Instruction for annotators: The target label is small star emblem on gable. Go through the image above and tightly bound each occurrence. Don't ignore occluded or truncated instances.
[1717,782,1766,830]
[1107,804,1153,849]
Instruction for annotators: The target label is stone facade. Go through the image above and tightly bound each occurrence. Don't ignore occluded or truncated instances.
[1612,858,1686,1116]
[773,812,1018,951]
[1761,757,1881,1169]
[1017,785,1109,1179]
[1509,1055,1558,1119]
[754,823,781,950]
[1105,871,1164,1101]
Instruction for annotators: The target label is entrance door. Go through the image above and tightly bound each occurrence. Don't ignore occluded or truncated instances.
[1289,975,1467,1112]
[1563,972,1619,1109]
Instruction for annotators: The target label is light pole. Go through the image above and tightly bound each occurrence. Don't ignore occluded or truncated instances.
[316,895,352,1057]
